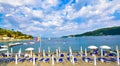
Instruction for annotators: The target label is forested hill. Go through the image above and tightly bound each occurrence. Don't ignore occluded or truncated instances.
[0,28,33,39]
[62,26,120,38]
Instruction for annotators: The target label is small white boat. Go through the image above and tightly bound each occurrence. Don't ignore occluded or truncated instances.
[23,42,27,45]
[48,37,51,40]
[14,42,21,44]
[28,42,35,44]
[0,48,8,51]
[0,45,8,48]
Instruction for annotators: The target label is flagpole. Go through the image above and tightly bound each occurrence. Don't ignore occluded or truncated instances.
[40,35,41,53]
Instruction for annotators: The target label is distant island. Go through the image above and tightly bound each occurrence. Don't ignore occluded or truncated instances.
[62,26,120,38]
[0,28,33,42]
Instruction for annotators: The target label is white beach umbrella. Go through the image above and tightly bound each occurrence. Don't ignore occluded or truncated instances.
[1,45,8,48]
[43,49,45,57]
[25,47,34,51]
[69,46,72,56]
[100,45,111,49]
[56,49,58,57]
[85,48,87,56]
[15,54,18,64]
[0,48,8,52]
[116,45,120,65]
[25,47,34,57]
[88,46,98,49]
[52,55,55,66]
[94,55,97,66]
[33,55,35,65]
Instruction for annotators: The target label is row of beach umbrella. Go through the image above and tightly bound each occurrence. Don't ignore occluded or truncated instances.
[0,45,119,66]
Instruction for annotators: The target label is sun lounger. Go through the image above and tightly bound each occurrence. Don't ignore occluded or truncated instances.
[74,57,78,62]
[39,58,44,62]
[1,53,7,57]
[44,58,50,62]
[110,57,116,62]
[102,58,111,63]
[82,57,93,62]
[82,57,86,62]
[67,57,70,61]
[58,58,63,63]
[86,58,93,62]
[60,54,64,57]
[76,53,81,56]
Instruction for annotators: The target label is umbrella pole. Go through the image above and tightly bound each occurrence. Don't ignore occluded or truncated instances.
[33,55,35,65]
[56,49,58,57]
[72,55,75,66]
[11,48,13,56]
[94,55,96,66]
[52,55,55,66]
[31,50,32,57]
[85,48,87,57]
[116,45,120,65]
[15,54,18,65]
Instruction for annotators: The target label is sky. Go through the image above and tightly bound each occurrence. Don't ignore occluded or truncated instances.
[0,0,120,37]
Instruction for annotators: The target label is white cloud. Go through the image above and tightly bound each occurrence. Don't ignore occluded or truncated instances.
[0,6,4,12]
[0,0,35,6]
[1,0,120,37]
[32,10,43,18]
[40,0,59,9]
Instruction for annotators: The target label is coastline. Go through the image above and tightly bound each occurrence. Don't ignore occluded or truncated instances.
[0,39,32,43]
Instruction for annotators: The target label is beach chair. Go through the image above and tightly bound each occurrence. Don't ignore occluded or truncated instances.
[86,58,93,62]
[46,53,48,56]
[74,57,78,62]
[44,58,50,62]
[76,53,81,56]
[58,58,63,63]
[93,49,98,55]
[102,58,111,63]
[82,54,86,57]
[1,53,7,57]
[18,58,26,62]
[107,53,116,57]
[6,58,15,62]
[82,57,86,62]
[39,58,44,62]
[67,57,70,61]
[110,57,116,62]
[54,57,57,61]
[97,57,101,61]
[60,54,64,57]
[27,58,33,62]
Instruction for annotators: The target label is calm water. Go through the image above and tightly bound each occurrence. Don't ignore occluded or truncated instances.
[0,35,120,53]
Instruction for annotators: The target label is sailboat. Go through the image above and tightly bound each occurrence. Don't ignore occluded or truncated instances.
[48,37,51,40]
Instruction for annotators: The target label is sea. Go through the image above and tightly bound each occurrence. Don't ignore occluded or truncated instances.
[0,35,120,53]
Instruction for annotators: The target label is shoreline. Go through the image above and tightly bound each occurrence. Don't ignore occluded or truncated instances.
[0,39,32,43]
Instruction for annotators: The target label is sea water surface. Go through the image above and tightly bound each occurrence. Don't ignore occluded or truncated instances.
[0,35,120,53]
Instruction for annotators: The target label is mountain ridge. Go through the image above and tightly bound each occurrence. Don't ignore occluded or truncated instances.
[62,26,120,38]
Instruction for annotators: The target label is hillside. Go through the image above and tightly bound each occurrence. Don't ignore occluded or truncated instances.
[0,28,33,40]
[62,26,120,38]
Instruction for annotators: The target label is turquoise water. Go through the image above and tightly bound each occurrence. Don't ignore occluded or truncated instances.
[0,35,120,53]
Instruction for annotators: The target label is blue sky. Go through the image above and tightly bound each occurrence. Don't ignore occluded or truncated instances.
[0,0,120,37]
